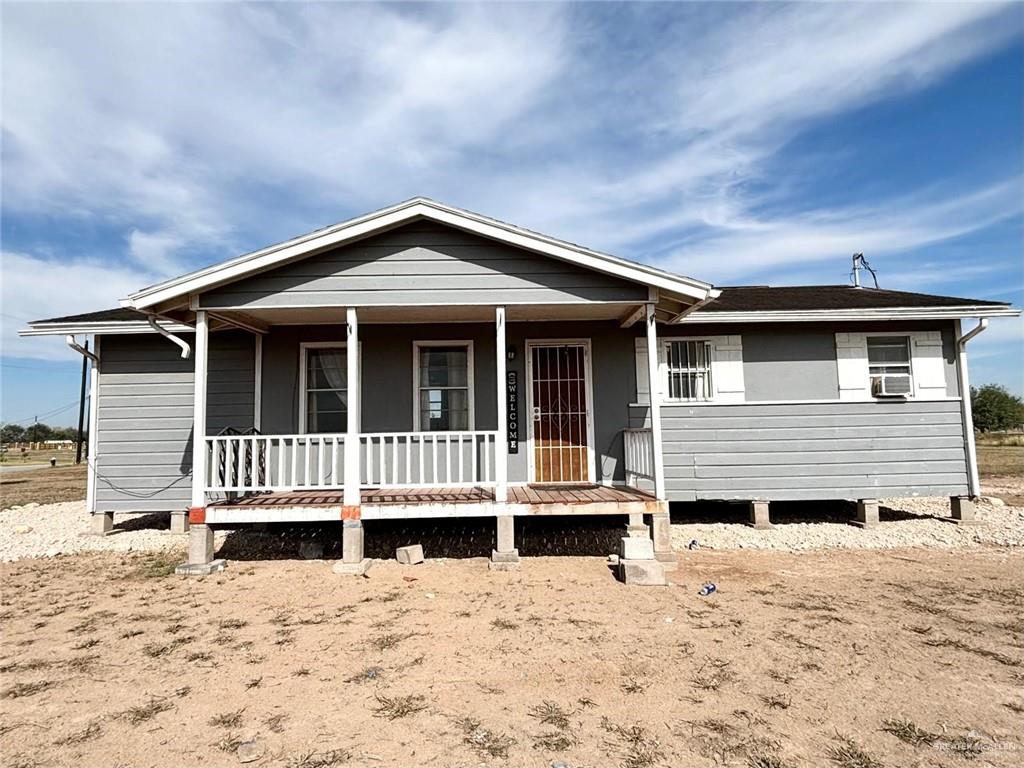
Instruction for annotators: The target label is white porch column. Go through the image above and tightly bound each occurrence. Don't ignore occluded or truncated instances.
[190,310,209,510]
[344,307,361,508]
[253,334,263,431]
[495,306,508,503]
[644,303,666,500]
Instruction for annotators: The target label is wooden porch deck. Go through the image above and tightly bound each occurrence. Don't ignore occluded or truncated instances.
[203,484,660,523]
[218,484,653,507]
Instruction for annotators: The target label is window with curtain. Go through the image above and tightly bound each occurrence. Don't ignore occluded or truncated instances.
[416,343,471,431]
[663,340,714,401]
[867,336,913,396]
[304,346,347,433]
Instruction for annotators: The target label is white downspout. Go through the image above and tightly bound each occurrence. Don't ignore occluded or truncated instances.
[956,318,988,497]
[65,335,99,364]
[66,335,101,514]
[147,316,191,359]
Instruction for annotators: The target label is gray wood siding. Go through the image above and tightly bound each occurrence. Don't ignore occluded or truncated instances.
[199,222,648,309]
[630,400,968,501]
[650,322,960,400]
[259,320,636,484]
[94,332,255,512]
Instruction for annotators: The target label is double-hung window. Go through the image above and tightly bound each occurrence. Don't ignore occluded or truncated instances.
[301,343,347,433]
[414,342,474,431]
[663,339,714,401]
[867,336,913,397]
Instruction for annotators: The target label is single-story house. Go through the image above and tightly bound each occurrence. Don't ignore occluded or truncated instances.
[21,198,1020,574]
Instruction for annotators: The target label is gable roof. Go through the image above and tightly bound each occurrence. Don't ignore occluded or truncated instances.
[123,197,718,310]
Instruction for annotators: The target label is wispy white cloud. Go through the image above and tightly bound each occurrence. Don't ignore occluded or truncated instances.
[659,179,1024,282]
[0,0,1021,377]
[0,251,162,361]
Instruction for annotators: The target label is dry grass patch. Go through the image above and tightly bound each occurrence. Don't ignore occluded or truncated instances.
[286,748,351,767]
[53,720,102,746]
[368,632,415,651]
[880,718,938,746]
[826,736,883,768]
[208,709,245,728]
[129,551,180,580]
[922,635,1021,667]
[264,713,288,733]
[371,693,427,720]
[121,698,174,725]
[2,680,58,699]
[692,657,737,692]
[601,717,666,768]
[456,716,517,760]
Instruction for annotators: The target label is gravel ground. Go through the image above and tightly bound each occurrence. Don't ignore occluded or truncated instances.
[2,482,1022,562]
[0,503,201,563]
[670,492,1024,551]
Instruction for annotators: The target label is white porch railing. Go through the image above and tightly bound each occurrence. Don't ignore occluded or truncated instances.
[623,428,656,488]
[361,431,499,488]
[205,430,499,494]
[206,434,344,493]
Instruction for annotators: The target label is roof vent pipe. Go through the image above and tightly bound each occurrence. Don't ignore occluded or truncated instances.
[851,253,879,289]
[147,316,191,359]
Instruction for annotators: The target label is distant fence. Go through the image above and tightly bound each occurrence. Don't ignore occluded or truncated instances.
[1,441,85,452]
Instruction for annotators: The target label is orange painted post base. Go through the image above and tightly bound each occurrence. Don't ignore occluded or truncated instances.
[341,505,361,520]
[188,507,206,525]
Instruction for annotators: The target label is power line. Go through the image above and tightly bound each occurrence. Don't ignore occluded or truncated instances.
[3,399,81,426]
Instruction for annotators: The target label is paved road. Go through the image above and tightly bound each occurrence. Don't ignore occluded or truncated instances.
[0,463,74,474]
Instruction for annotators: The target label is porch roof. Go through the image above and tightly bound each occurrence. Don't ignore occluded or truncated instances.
[22,283,1018,337]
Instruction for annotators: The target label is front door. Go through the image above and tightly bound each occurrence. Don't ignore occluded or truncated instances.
[527,341,593,483]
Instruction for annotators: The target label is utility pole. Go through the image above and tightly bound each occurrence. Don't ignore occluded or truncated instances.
[75,340,89,464]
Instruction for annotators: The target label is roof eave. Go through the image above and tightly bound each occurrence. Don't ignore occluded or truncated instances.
[678,305,1021,324]
[123,199,715,309]
[19,320,194,337]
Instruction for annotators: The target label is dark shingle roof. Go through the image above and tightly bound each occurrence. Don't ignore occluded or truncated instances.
[703,285,1009,312]
[30,286,1009,326]
[31,308,147,324]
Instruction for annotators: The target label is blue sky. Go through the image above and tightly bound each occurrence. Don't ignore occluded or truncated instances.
[2,2,1022,426]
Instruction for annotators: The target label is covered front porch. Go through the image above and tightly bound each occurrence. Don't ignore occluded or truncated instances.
[180,300,671,574]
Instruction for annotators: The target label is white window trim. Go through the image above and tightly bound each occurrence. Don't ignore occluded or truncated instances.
[660,338,715,403]
[865,333,915,398]
[638,335,744,405]
[412,340,476,431]
[298,341,360,435]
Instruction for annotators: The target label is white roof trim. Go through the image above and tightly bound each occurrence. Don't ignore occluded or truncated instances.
[20,320,194,337]
[677,305,1021,324]
[122,198,716,310]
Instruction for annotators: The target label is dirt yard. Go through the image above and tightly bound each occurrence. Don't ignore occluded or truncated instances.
[0,463,87,509]
[1,547,1022,768]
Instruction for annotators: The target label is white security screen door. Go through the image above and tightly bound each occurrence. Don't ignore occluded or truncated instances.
[528,343,592,483]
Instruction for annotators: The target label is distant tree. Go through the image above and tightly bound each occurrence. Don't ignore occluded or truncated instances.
[23,423,53,443]
[49,426,78,441]
[1,423,26,444]
[971,384,1024,433]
